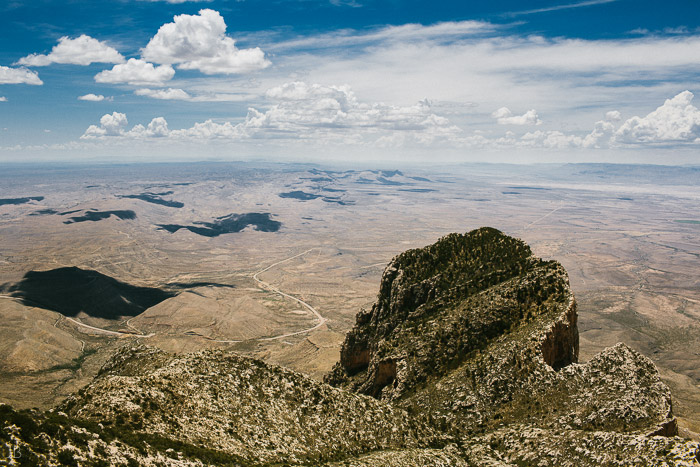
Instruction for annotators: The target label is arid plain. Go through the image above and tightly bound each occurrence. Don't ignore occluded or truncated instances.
[1,162,698,437]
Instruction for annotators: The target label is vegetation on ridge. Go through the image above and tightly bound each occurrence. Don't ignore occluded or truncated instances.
[1,227,699,466]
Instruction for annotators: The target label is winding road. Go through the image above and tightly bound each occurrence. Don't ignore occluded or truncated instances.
[252,248,327,341]
[65,317,154,338]
[0,249,327,343]
[521,201,565,231]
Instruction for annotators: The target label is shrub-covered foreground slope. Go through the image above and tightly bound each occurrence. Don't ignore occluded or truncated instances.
[2,228,699,466]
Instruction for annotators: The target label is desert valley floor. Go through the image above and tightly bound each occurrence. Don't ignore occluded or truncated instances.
[1,162,698,438]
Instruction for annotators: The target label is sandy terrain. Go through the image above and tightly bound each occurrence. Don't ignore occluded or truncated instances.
[0,162,698,434]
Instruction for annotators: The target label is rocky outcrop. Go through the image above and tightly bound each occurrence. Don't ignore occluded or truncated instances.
[541,296,578,370]
[326,227,578,400]
[61,345,438,466]
[326,228,699,462]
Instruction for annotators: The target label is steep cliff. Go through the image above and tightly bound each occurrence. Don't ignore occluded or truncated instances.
[326,228,698,464]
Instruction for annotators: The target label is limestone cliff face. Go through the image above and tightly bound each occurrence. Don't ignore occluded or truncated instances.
[326,227,580,400]
[324,228,699,464]
[541,296,578,370]
[2,228,699,467]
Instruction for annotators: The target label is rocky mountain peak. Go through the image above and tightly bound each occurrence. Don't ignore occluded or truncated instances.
[2,228,698,466]
[326,227,578,400]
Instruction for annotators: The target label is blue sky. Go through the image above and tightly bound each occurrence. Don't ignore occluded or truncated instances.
[2,0,700,164]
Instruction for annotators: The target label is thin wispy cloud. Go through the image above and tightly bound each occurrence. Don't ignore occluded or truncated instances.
[265,21,499,52]
[502,0,617,18]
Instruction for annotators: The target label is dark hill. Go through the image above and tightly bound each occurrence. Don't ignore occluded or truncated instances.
[158,212,280,237]
[63,210,136,224]
[7,267,175,319]
[118,192,184,208]
[0,196,43,206]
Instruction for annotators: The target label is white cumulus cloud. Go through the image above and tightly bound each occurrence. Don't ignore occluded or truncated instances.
[605,110,622,121]
[0,66,43,85]
[78,94,105,101]
[0,97,6,102]
[492,107,542,125]
[135,88,191,100]
[128,117,171,138]
[581,119,616,148]
[17,35,124,67]
[81,112,129,139]
[518,130,583,148]
[95,59,175,86]
[251,82,460,143]
[613,91,700,144]
[80,82,461,145]
[141,9,270,75]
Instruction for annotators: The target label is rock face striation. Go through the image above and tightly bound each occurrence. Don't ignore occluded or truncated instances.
[2,228,699,466]
[326,227,579,400]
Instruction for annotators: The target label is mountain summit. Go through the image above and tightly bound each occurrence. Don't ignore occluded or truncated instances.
[2,228,698,466]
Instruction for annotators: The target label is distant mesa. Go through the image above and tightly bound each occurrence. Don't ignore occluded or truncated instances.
[28,208,58,216]
[502,191,520,195]
[507,186,550,190]
[63,210,136,224]
[5,267,175,319]
[304,168,426,188]
[0,196,44,206]
[376,176,404,186]
[118,192,184,208]
[356,177,377,185]
[398,188,436,193]
[158,212,281,237]
[321,197,352,205]
[302,177,333,182]
[357,176,407,186]
[674,219,700,225]
[322,187,346,193]
[280,190,352,205]
[322,199,346,205]
[279,191,321,201]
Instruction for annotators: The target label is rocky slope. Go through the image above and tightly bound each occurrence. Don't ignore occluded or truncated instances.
[1,228,699,466]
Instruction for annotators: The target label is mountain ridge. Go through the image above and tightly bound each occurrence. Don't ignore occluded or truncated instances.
[1,228,698,466]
